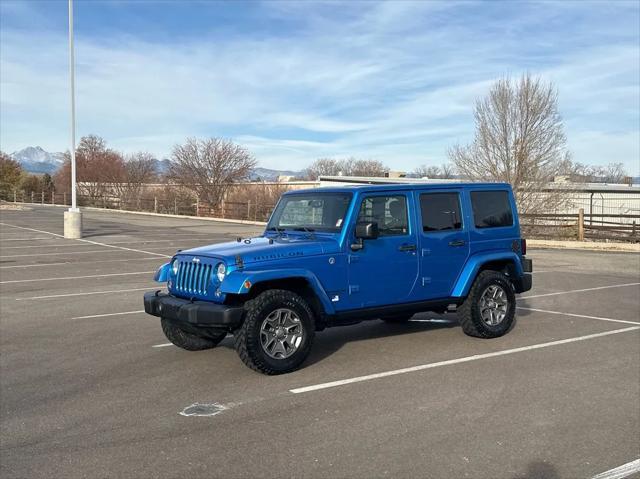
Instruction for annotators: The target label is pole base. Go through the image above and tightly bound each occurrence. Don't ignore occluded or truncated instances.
[64,210,83,239]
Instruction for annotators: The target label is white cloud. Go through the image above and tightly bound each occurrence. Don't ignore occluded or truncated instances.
[0,1,638,175]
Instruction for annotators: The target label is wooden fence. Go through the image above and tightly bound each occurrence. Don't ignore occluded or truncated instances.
[521,210,639,242]
[7,190,640,243]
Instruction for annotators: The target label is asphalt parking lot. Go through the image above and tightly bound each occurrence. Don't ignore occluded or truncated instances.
[1,205,639,479]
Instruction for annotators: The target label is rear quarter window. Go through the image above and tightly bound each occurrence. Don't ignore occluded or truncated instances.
[470,191,514,228]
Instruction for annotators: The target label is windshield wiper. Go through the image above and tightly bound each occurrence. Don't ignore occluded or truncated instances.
[293,226,316,238]
[267,226,286,239]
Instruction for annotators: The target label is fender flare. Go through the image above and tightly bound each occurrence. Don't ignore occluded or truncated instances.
[154,262,171,282]
[221,268,335,315]
[451,252,523,298]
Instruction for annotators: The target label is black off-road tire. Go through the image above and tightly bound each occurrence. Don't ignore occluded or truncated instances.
[161,318,226,351]
[458,270,516,338]
[234,289,315,375]
[381,313,414,323]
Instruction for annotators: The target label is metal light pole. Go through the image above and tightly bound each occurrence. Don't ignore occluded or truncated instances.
[64,0,82,238]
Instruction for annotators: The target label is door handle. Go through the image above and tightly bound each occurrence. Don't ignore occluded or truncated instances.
[398,244,417,252]
[448,240,466,247]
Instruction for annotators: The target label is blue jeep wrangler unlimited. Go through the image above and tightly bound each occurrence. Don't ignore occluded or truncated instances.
[144,183,532,374]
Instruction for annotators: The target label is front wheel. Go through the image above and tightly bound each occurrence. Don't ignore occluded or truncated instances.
[458,270,516,338]
[234,289,315,375]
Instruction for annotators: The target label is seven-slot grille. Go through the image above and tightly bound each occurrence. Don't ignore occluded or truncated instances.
[175,260,213,295]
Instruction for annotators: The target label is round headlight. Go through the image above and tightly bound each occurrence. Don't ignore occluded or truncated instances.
[216,263,226,282]
[171,259,179,275]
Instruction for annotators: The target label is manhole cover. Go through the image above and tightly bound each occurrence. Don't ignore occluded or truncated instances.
[179,402,227,417]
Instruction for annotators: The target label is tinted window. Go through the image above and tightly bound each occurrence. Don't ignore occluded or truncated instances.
[357,195,408,236]
[471,191,514,228]
[420,193,462,232]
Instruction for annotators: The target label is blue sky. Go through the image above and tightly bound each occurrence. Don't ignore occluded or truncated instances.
[1,0,639,174]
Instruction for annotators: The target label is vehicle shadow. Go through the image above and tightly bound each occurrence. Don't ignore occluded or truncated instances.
[511,461,560,479]
[305,314,459,366]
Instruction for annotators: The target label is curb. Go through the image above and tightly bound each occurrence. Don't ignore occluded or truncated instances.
[8,202,268,227]
[528,239,639,253]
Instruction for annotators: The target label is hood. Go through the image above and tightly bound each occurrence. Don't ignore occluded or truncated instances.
[177,235,340,266]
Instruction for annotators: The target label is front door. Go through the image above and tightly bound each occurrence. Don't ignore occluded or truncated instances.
[417,190,470,299]
[345,193,419,309]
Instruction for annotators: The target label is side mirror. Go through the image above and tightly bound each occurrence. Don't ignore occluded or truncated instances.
[355,221,379,240]
[352,222,379,250]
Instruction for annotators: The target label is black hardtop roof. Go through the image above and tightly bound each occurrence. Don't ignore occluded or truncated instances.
[283,182,513,195]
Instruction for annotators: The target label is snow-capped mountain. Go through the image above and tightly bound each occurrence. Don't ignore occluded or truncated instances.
[11,146,65,174]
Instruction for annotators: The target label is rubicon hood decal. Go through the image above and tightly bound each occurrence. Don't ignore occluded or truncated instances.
[178,235,339,265]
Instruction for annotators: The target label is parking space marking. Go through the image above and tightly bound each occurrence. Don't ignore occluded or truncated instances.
[0,237,55,241]
[591,458,640,479]
[15,287,157,301]
[1,249,121,258]
[0,222,170,258]
[72,310,145,319]
[0,257,161,269]
[289,326,640,394]
[0,222,63,237]
[0,271,154,284]
[523,282,640,299]
[517,307,640,325]
[77,238,171,258]
[1,243,97,249]
[152,343,173,348]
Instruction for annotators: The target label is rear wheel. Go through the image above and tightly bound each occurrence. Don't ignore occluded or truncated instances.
[161,318,226,351]
[458,270,516,338]
[234,289,315,375]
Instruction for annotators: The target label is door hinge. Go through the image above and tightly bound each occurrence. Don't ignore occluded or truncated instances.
[349,285,359,294]
[422,277,431,286]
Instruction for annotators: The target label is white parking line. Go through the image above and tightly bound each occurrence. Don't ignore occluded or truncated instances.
[0,271,154,284]
[0,257,161,269]
[152,343,173,348]
[592,458,640,479]
[523,282,640,299]
[72,310,145,319]
[517,307,640,325]
[0,222,170,258]
[1,243,96,249]
[15,287,157,301]
[289,326,640,394]
[1,249,120,258]
[0,237,56,241]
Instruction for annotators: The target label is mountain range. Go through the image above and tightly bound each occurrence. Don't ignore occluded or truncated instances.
[10,146,65,174]
[9,146,303,180]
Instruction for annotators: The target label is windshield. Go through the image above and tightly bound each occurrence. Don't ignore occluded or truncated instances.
[267,193,353,233]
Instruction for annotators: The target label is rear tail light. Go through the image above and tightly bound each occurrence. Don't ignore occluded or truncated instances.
[521,239,527,255]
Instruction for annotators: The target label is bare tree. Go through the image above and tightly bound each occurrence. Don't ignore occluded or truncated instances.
[168,137,256,207]
[304,158,343,179]
[440,163,455,179]
[602,162,628,184]
[413,165,441,178]
[449,74,569,214]
[112,152,158,209]
[304,157,389,179]
[413,163,455,179]
[54,135,125,201]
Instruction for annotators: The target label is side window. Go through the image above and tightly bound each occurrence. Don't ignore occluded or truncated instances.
[357,195,408,236]
[420,193,462,232]
[470,191,514,228]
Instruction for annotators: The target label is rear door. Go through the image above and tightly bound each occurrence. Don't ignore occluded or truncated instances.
[417,190,470,299]
[345,192,419,309]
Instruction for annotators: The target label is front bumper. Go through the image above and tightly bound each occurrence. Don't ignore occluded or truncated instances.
[143,291,244,329]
